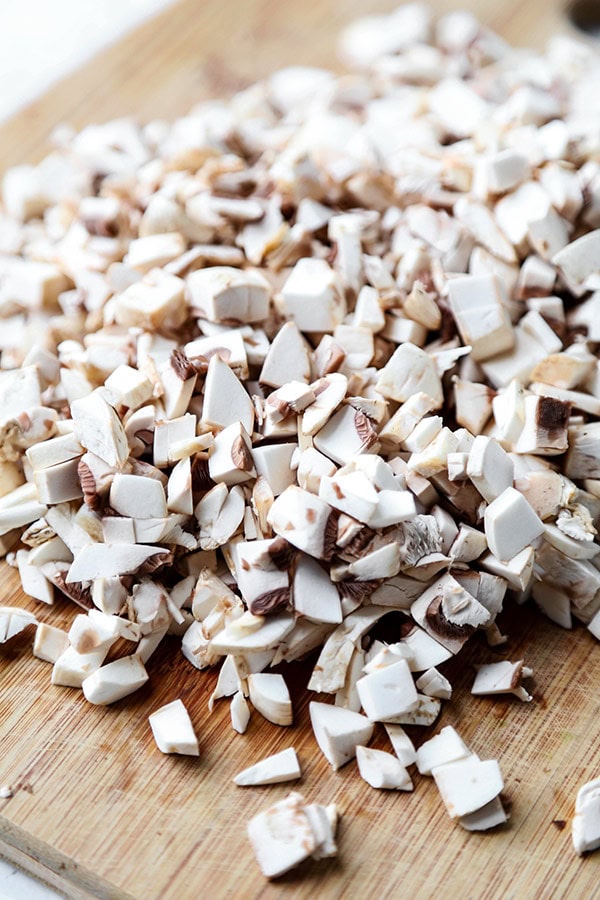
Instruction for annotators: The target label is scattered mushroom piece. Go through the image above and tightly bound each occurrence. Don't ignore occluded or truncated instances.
[149,698,199,756]
[247,673,293,726]
[309,701,374,770]
[82,655,149,705]
[234,747,301,786]
[247,791,338,879]
[432,757,504,819]
[356,746,413,791]
[572,778,600,856]
[471,660,533,702]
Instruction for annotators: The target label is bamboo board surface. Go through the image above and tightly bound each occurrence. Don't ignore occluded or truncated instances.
[1,1,599,898]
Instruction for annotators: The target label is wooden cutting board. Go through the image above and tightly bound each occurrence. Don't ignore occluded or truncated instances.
[1,1,599,898]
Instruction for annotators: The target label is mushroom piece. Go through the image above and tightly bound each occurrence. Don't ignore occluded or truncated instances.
[309,701,374,770]
[416,726,472,776]
[149,699,199,756]
[0,606,37,643]
[356,658,419,722]
[484,486,544,562]
[471,659,533,702]
[572,778,600,856]
[384,724,417,766]
[267,485,336,561]
[247,673,293,726]
[459,797,508,831]
[234,747,301,786]
[247,791,338,879]
[82,655,149,705]
[33,622,69,663]
[231,691,251,734]
[356,746,413,791]
[432,757,504,818]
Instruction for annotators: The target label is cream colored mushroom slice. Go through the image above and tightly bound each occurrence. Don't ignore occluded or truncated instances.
[201,354,254,435]
[33,622,69,663]
[68,613,118,657]
[267,485,336,560]
[416,667,452,700]
[447,274,514,362]
[572,778,600,855]
[15,549,54,604]
[231,691,251,734]
[0,606,37,643]
[66,543,168,583]
[51,645,108,688]
[113,268,186,330]
[376,342,443,407]
[313,405,378,466]
[301,373,348,437]
[231,538,291,616]
[234,747,301,786]
[432,757,504,819]
[553,230,600,292]
[335,646,365,712]
[466,436,514,503]
[484,486,544,562]
[251,443,297,497]
[70,390,129,469]
[293,554,342,625]
[415,726,472,776]
[459,797,508,831]
[185,329,249,380]
[109,473,167,519]
[0,485,48,537]
[246,792,316,879]
[384,725,417,767]
[166,457,193,515]
[248,673,292,726]
[196,484,245,550]
[471,659,533,702]
[309,701,374,770]
[356,658,418,722]
[388,694,441,726]
[82,655,149,705]
[411,574,491,655]
[356,746,413,791]
[280,257,346,332]
[260,322,311,389]
[209,612,295,656]
[103,364,154,411]
[187,266,269,323]
[149,699,199,756]
[208,422,256,486]
[454,379,494,435]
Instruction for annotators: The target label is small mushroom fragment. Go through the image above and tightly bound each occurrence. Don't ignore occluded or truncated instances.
[356,659,419,722]
[234,747,301,786]
[355,746,413,791]
[267,486,336,560]
[247,673,293,726]
[0,606,37,643]
[231,691,251,734]
[384,725,417,766]
[82,655,149,705]
[416,726,472,776]
[33,622,69,663]
[471,660,533,702]
[484,487,544,562]
[247,791,338,879]
[572,778,600,856]
[309,701,373,770]
[149,699,199,756]
[416,667,452,700]
[432,756,504,819]
[459,797,508,832]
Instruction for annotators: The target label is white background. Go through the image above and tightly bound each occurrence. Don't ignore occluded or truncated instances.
[0,3,173,894]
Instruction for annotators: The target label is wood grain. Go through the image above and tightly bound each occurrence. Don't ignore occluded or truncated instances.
[1,1,599,898]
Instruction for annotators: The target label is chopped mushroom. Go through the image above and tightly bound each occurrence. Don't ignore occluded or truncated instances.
[234,747,301,786]
[149,698,199,756]
[3,3,600,873]
[356,746,413,791]
[572,778,600,855]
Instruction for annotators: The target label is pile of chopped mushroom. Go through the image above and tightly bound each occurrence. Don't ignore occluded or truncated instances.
[1,1,600,877]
